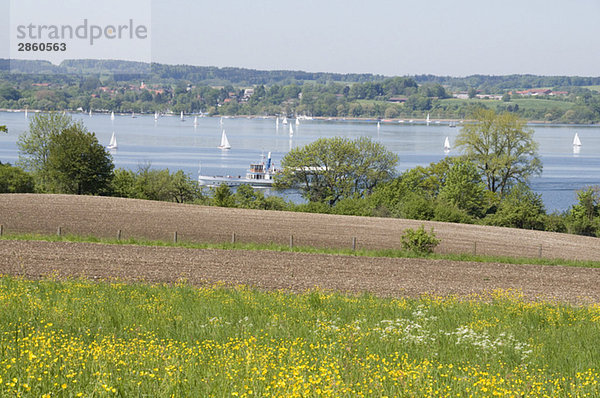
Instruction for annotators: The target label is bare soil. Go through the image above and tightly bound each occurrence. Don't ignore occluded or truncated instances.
[2,194,600,261]
[1,194,600,304]
[1,239,599,304]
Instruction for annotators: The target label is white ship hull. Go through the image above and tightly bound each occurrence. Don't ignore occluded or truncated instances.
[198,175,275,187]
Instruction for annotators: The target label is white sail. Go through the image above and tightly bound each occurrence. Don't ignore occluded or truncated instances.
[110,111,115,121]
[89,109,92,117]
[25,109,28,119]
[132,111,135,118]
[377,121,380,129]
[282,117,288,125]
[289,124,293,136]
[295,117,300,126]
[426,114,430,124]
[154,111,159,121]
[107,132,117,150]
[444,136,451,151]
[180,111,184,121]
[218,130,231,149]
[276,118,279,128]
[194,116,198,126]
[573,133,582,147]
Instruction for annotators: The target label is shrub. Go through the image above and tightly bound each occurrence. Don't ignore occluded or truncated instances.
[401,225,440,254]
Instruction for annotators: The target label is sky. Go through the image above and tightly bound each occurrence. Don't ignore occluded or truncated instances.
[2,0,600,77]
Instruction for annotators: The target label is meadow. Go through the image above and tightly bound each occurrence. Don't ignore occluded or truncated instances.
[1,276,599,397]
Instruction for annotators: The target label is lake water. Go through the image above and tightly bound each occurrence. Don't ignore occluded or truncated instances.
[1,111,599,213]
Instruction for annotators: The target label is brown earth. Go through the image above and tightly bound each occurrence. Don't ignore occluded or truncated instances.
[2,194,600,260]
[1,194,600,304]
[1,239,599,304]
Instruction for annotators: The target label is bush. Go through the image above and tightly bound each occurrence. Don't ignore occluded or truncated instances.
[401,225,440,254]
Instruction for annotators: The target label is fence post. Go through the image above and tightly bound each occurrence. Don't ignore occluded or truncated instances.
[352,237,357,251]
[117,230,122,241]
[289,235,294,249]
[231,232,236,244]
[473,241,477,255]
[173,231,178,243]
[57,226,62,237]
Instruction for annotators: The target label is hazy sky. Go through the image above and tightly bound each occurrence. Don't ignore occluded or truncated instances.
[3,0,600,76]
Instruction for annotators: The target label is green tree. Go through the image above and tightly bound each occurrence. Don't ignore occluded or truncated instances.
[0,163,35,193]
[45,126,114,195]
[170,170,202,203]
[566,187,600,236]
[133,164,173,201]
[438,160,487,217]
[483,184,547,230]
[111,168,137,198]
[212,184,235,207]
[276,137,398,206]
[17,113,74,190]
[455,109,541,195]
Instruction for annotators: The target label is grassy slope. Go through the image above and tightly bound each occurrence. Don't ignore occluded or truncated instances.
[1,277,599,397]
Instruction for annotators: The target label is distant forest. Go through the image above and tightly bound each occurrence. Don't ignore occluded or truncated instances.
[2,59,600,123]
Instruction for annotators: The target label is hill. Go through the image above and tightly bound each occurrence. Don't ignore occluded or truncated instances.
[1,194,600,303]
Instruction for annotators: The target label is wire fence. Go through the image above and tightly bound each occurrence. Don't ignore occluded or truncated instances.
[1,222,590,262]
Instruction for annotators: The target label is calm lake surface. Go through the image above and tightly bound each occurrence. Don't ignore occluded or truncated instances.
[1,111,599,213]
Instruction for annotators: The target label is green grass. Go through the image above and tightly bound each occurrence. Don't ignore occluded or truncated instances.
[2,231,600,269]
[583,85,600,92]
[0,276,599,396]
[440,97,575,112]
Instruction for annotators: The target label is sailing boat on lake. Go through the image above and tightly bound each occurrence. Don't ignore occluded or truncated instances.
[107,132,117,150]
[194,116,198,127]
[573,133,582,147]
[180,111,185,122]
[110,111,115,121]
[289,124,294,137]
[444,136,451,152]
[218,130,231,150]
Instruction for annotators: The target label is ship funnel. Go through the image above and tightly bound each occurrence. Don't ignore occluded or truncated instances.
[266,152,272,170]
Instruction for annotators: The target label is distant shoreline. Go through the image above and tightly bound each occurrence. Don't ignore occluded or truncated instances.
[0,109,590,126]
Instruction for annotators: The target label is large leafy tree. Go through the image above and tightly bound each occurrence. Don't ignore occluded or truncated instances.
[45,125,114,195]
[455,109,542,195]
[276,137,398,206]
[17,113,74,190]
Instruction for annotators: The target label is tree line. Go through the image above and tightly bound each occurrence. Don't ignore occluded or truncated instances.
[1,111,599,238]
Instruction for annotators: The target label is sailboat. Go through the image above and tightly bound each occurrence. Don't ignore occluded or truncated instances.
[110,111,115,121]
[131,111,136,118]
[194,116,198,127]
[444,136,451,152]
[426,114,430,125]
[107,132,118,150]
[573,133,582,147]
[218,130,231,150]
[282,116,288,125]
[154,111,159,121]
[180,111,185,122]
[295,117,300,126]
[24,108,28,119]
[377,121,381,129]
[289,124,294,137]
[89,109,92,117]
[276,118,279,128]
